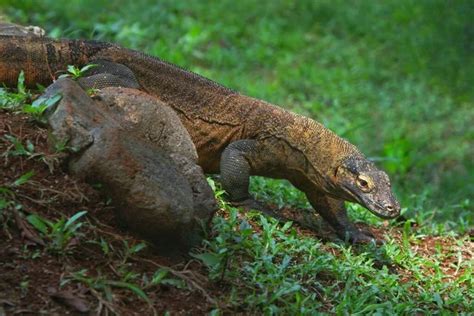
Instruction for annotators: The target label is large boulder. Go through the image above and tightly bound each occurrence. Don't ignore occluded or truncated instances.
[43,78,216,253]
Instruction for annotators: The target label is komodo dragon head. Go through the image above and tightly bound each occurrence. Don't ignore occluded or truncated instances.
[332,156,401,219]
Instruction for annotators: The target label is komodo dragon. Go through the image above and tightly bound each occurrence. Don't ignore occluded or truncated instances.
[0,31,401,243]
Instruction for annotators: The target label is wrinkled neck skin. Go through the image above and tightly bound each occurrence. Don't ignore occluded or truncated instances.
[275,112,365,199]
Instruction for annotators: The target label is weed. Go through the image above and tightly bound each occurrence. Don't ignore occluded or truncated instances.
[0,70,30,109]
[148,268,186,289]
[24,92,62,123]
[26,210,88,254]
[19,279,29,297]
[62,269,150,303]
[2,135,36,158]
[58,64,98,80]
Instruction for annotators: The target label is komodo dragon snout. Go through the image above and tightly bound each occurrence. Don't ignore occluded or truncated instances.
[333,156,401,219]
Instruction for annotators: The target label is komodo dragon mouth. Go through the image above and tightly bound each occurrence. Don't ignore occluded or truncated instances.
[343,179,401,219]
[357,193,400,219]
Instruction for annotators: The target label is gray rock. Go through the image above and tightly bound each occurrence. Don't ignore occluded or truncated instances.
[43,78,216,252]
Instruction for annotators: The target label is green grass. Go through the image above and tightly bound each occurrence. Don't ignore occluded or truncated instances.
[1,0,473,314]
[194,194,472,314]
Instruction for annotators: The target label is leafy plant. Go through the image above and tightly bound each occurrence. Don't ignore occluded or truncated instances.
[58,64,98,80]
[62,269,150,303]
[0,171,33,222]
[23,92,62,123]
[118,240,147,264]
[27,210,88,254]
[0,70,30,109]
[148,268,186,289]
[2,134,37,158]
[12,171,35,187]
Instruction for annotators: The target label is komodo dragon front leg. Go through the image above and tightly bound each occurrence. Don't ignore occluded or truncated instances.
[219,139,287,220]
[220,139,375,243]
[304,192,375,243]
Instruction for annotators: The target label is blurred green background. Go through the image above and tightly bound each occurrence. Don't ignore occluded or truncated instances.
[1,0,473,229]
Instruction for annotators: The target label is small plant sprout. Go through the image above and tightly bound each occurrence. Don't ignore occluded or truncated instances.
[26,210,88,254]
[2,135,36,158]
[58,64,98,80]
[149,268,186,289]
[0,70,30,110]
[12,171,35,187]
[23,92,62,123]
[119,240,147,264]
[62,269,151,304]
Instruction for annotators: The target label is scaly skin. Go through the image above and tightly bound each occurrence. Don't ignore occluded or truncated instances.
[0,32,401,243]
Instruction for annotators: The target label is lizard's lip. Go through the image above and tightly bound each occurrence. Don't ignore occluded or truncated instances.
[363,200,400,219]
[344,186,400,219]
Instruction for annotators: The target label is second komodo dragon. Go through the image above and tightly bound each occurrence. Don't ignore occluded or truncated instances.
[0,31,401,243]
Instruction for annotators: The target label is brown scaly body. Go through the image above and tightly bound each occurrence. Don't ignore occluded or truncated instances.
[0,30,400,243]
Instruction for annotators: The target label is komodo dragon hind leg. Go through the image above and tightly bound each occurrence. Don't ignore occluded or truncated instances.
[220,140,287,221]
[77,60,141,90]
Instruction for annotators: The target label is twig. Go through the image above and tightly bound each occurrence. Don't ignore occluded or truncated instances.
[90,288,117,316]
[15,193,49,206]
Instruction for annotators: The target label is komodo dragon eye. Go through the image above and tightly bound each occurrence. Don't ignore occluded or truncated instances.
[356,175,373,192]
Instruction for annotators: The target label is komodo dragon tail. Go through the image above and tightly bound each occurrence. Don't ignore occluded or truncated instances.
[0,34,113,87]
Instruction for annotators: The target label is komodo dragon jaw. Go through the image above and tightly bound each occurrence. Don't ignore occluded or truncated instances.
[333,156,401,219]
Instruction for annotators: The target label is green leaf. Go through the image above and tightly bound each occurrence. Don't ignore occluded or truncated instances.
[79,64,98,73]
[27,214,49,235]
[17,70,26,95]
[281,221,293,232]
[32,93,62,110]
[66,65,77,74]
[0,199,10,210]
[192,252,221,269]
[161,278,186,289]
[13,171,34,186]
[129,242,147,254]
[64,211,88,230]
[433,292,443,307]
[151,268,169,285]
[99,238,110,255]
[0,187,13,196]
[26,140,35,153]
[106,280,150,302]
